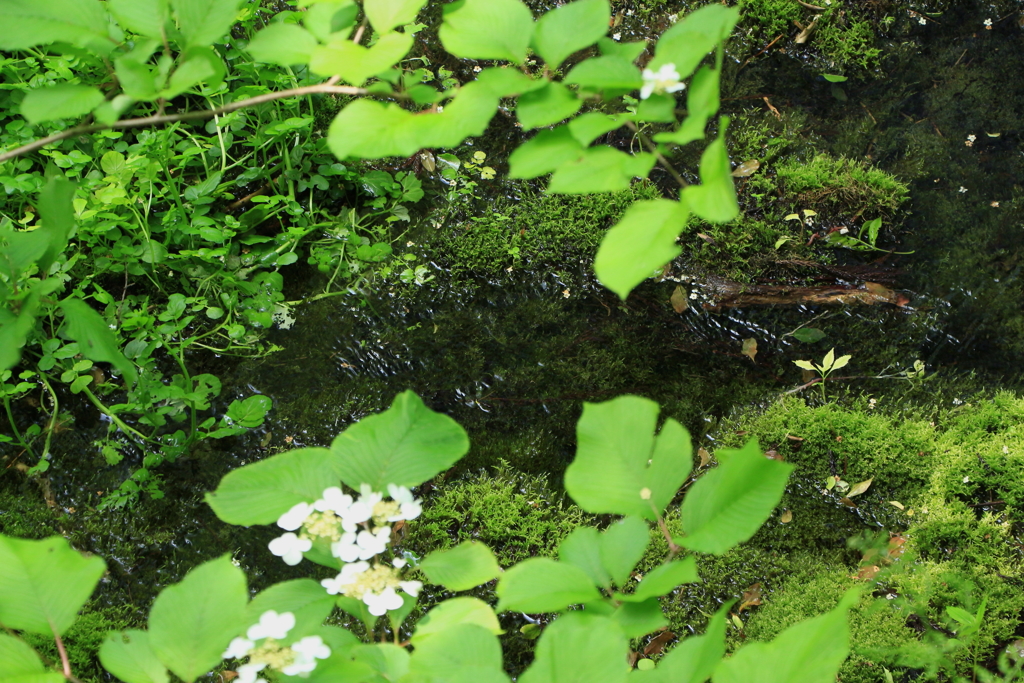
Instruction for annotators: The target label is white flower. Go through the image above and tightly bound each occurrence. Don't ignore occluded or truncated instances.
[314,487,353,514]
[223,637,255,659]
[392,557,407,569]
[246,610,296,641]
[473,65,482,72]
[436,105,443,113]
[321,561,370,595]
[918,16,926,25]
[612,32,621,40]
[237,662,267,683]
[984,18,992,27]
[277,502,313,531]
[963,475,970,483]
[268,532,312,566]
[364,586,404,616]
[283,636,331,676]
[640,63,685,100]
[386,484,422,521]
[332,527,390,562]
[958,186,968,193]
[399,580,423,598]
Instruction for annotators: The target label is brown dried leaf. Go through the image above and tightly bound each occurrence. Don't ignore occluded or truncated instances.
[626,651,639,668]
[670,285,689,314]
[731,160,761,177]
[765,449,785,462]
[856,565,881,580]
[738,583,762,612]
[644,630,676,656]
[847,478,873,498]
[839,497,858,508]
[780,509,793,523]
[741,338,758,362]
[698,447,711,468]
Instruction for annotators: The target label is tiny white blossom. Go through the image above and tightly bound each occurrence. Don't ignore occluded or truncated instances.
[436,105,443,113]
[640,63,685,100]
[668,13,678,22]
[277,502,313,531]
[268,532,312,566]
[958,186,968,193]
[247,610,296,641]
[918,16,926,25]
[332,527,391,562]
[612,32,621,40]
[283,636,331,676]
[984,18,992,27]
[392,557,407,568]
[473,65,482,72]
[689,291,698,300]
[223,637,255,659]
[314,487,353,514]
[237,662,267,683]
[963,475,970,483]
[322,561,370,595]
[386,485,423,521]
[364,586,405,616]
[399,580,423,598]
[839,227,849,234]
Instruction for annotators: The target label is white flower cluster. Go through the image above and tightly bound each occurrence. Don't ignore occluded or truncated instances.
[322,557,423,616]
[640,63,686,100]
[268,484,422,566]
[223,610,330,683]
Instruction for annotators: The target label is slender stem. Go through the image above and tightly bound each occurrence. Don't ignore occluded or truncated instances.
[625,121,689,189]
[352,19,368,45]
[39,374,60,461]
[54,632,78,681]
[0,83,367,163]
[650,502,682,559]
[79,386,152,442]
[3,394,36,460]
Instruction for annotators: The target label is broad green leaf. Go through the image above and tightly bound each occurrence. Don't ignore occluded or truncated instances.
[247,23,318,66]
[0,534,106,636]
[408,623,508,683]
[413,598,503,644]
[822,347,835,369]
[598,37,647,62]
[0,0,111,52]
[649,4,739,79]
[791,328,825,343]
[160,47,226,99]
[439,0,534,64]
[35,177,76,275]
[548,147,655,194]
[678,439,792,554]
[403,81,499,148]
[0,633,47,677]
[595,199,688,299]
[568,112,629,146]
[171,0,241,49]
[634,605,728,683]
[59,297,138,386]
[148,556,248,683]
[611,598,668,638]
[565,395,692,519]
[353,643,410,681]
[109,0,169,38]
[654,65,719,145]
[330,390,469,490]
[508,127,584,179]
[0,288,42,373]
[246,579,336,640]
[336,596,378,635]
[225,394,272,428]
[681,118,738,223]
[832,354,851,371]
[599,516,650,587]
[565,55,643,97]
[205,447,337,525]
[496,558,601,613]
[519,612,628,683]
[99,630,169,683]
[310,31,413,85]
[516,82,581,130]
[21,85,104,125]
[115,54,160,99]
[327,100,416,159]
[558,528,610,588]
[532,0,609,69]
[793,360,816,371]
[713,590,857,683]
[304,0,358,42]
[620,557,698,602]
[364,0,427,33]
[474,67,543,98]
[420,541,502,592]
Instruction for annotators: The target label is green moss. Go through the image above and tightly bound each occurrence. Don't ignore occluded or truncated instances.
[21,602,135,683]
[775,153,909,216]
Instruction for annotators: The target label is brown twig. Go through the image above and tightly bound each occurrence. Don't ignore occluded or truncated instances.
[0,82,367,164]
[739,34,784,70]
[625,121,688,189]
[54,632,84,683]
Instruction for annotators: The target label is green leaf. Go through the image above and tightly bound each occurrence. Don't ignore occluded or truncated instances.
[822,74,847,83]
[520,612,628,683]
[516,82,581,130]
[567,112,629,146]
[109,0,170,38]
[225,394,272,428]
[621,557,698,602]
[115,53,160,100]
[364,0,427,33]
[649,4,739,79]
[99,630,169,683]
[330,390,469,490]
[148,556,248,683]
[336,597,378,635]
[413,598,503,644]
[678,439,792,555]
[0,633,47,677]
[247,23,318,66]
[246,579,336,640]
[304,0,358,42]
[0,534,106,636]
[310,31,413,85]
[791,328,825,343]
[558,528,610,588]
[610,598,668,638]
[681,117,738,223]
[597,37,647,62]
[532,0,609,69]
[600,516,650,587]
[508,127,584,179]
[653,65,719,146]
[0,0,111,52]
[565,395,692,519]
[20,85,104,125]
[713,590,857,683]
[548,147,655,194]
[638,604,728,683]
[205,447,338,525]
[328,100,416,159]
[35,177,76,275]
[404,81,499,148]
[407,623,509,683]
[793,360,816,371]
[420,541,502,592]
[439,0,534,64]
[474,67,543,98]
[58,298,138,386]
[565,55,642,97]
[496,558,601,613]
[160,47,226,99]
[636,93,677,123]
[171,0,240,49]
[595,199,688,299]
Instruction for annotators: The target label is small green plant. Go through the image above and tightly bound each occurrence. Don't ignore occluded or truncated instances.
[826,217,914,254]
[794,347,851,402]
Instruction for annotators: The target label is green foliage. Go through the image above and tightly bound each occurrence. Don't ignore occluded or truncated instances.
[776,154,909,215]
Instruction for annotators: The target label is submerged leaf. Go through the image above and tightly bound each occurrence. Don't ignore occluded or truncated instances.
[670,285,689,313]
[740,338,757,362]
[730,160,760,177]
[847,478,873,498]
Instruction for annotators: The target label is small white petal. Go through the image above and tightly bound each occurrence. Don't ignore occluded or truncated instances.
[247,610,295,641]
[277,502,313,531]
[223,637,255,659]
[392,558,408,569]
[237,663,266,683]
[400,580,422,598]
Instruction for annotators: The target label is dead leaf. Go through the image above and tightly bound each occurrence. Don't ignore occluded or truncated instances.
[698,447,711,468]
[800,368,816,383]
[794,16,818,43]
[643,630,676,656]
[738,583,762,612]
[626,651,639,668]
[670,285,689,314]
[762,96,781,119]
[391,520,408,544]
[781,509,793,523]
[696,232,717,245]
[856,565,881,580]
[764,449,784,462]
[741,338,757,362]
[222,672,239,682]
[847,478,873,498]
[785,434,804,442]
[889,500,905,510]
[839,497,858,508]
[731,160,761,177]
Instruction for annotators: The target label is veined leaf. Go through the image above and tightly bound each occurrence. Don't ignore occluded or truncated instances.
[681,117,738,223]
[364,0,427,33]
[595,199,688,299]
[171,0,241,49]
[407,623,509,683]
[310,31,413,85]
[327,100,416,159]
[413,598,503,644]
[304,0,358,42]
[247,23,318,66]
[0,0,111,52]
[0,633,49,678]
[59,298,138,386]
[516,82,580,130]
[565,55,642,97]
[109,0,169,38]
[648,4,739,79]
[421,542,502,592]
[548,147,655,194]
[653,65,720,146]
[496,558,601,613]
[21,85,104,125]
[99,630,169,683]
[532,0,609,69]
[567,112,629,146]
[519,613,628,683]
[508,127,584,179]
[439,0,534,64]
